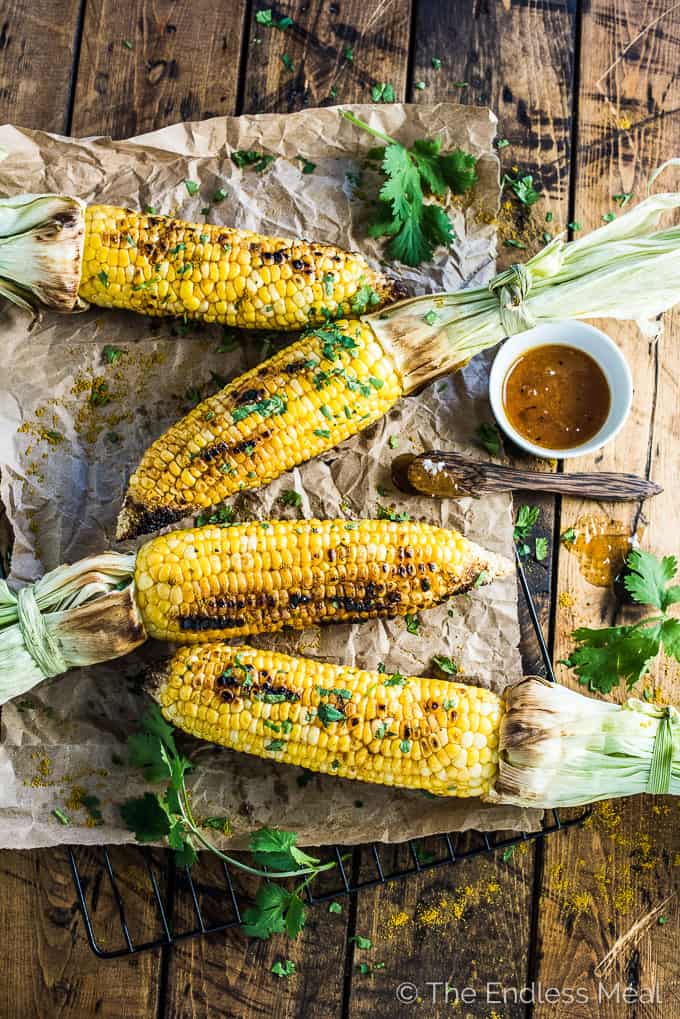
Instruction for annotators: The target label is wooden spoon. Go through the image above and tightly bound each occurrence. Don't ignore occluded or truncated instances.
[391,451,662,501]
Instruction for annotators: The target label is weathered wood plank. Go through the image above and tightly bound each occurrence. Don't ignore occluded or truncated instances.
[537,2,680,1015]
[71,0,247,138]
[241,0,413,113]
[164,855,352,1019]
[0,848,162,1018]
[162,4,415,1015]
[347,2,576,1015]
[0,0,82,132]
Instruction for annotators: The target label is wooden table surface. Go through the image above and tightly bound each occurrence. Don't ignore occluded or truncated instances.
[1,1,680,1016]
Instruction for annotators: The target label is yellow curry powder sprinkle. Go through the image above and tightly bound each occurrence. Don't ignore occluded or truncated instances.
[558,591,575,608]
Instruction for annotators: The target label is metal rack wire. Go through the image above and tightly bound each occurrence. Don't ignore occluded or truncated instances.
[66,550,590,958]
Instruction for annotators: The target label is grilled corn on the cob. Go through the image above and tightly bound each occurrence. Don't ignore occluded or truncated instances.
[148,645,680,808]
[134,519,510,642]
[117,319,398,538]
[0,194,401,325]
[148,643,504,798]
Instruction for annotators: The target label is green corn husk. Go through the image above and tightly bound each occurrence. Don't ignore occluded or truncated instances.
[369,183,680,390]
[492,677,680,807]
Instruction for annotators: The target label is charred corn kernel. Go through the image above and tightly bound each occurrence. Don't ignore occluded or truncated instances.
[117,319,401,538]
[134,518,509,642]
[79,206,401,329]
[148,644,504,797]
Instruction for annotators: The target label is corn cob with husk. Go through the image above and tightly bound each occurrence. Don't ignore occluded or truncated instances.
[148,642,680,808]
[0,195,402,325]
[116,188,680,538]
[0,519,510,705]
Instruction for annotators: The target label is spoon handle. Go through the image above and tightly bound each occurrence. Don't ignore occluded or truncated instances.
[402,452,662,501]
[509,469,662,500]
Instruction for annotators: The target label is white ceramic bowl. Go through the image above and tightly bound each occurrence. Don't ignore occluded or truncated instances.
[488,320,633,459]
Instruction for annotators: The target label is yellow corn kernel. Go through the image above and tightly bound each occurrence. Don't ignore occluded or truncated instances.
[133,518,508,643]
[148,643,505,798]
[79,205,402,330]
[116,319,402,538]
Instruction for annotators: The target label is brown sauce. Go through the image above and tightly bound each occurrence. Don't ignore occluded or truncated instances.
[502,344,611,450]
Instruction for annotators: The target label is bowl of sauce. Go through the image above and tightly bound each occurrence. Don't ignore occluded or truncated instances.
[489,321,632,459]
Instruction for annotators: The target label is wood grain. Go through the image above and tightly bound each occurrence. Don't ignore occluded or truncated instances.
[414,0,577,678]
[0,0,83,132]
[537,2,680,1015]
[348,3,576,1016]
[162,4,412,1014]
[71,0,247,138]
[241,0,413,113]
[164,854,352,1019]
[0,848,163,1018]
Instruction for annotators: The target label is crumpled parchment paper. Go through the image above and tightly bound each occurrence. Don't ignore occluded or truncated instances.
[0,104,541,848]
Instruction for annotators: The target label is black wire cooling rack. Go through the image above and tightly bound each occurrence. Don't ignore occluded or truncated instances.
[66,549,590,959]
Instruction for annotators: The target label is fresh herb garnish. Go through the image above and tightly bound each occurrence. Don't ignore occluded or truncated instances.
[384,672,407,687]
[231,150,276,173]
[514,505,540,557]
[98,269,109,288]
[195,505,236,527]
[602,211,617,223]
[298,156,316,174]
[613,192,633,209]
[371,82,395,103]
[341,111,477,266]
[53,807,71,825]
[317,702,345,727]
[535,536,549,562]
[376,504,410,522]
[405,614,420,635]
[502,171,541,206]
[122,707,335,938]
[564,550,680,694]
[349,283,381,314]
[433,655,458,675]
[280,489,302,508]
[281,53,295,72]
[431,57,442,70]
[184,179,200,196]
[272,959,296,979]
[343,45,354,62]
[256,8,293,29]
[103,344,124,365]
[232,393,287,423]
[476,422,501,456]
[414,81,426,91]
[561,527,576,544]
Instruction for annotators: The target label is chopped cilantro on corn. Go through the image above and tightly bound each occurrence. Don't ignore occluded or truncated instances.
[133,519,510,642]
[117,319,400,539]
[79,206,401,329]
[148,643,504,798]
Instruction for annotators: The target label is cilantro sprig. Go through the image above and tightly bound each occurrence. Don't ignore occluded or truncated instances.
[121,706,335,938]
[564,550,680,695]
[341,111,478,266]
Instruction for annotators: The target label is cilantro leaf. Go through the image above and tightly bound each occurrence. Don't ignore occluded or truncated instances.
[535,536,549,562]
[241,882,289,939]
[433,655,458,675]
[476,422,501,457]
[343,112,476,266]
[284,892,306,939]
[439,149,478,194]
[514,505,540,543]
[127,732,174,783]
[660,618,680,662]
[120,793,171,843]
[272,959,296,978]
[624,550,679,611]
[564,626,660,694]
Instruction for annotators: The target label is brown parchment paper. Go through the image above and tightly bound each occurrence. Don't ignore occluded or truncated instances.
[0,104,541,849]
